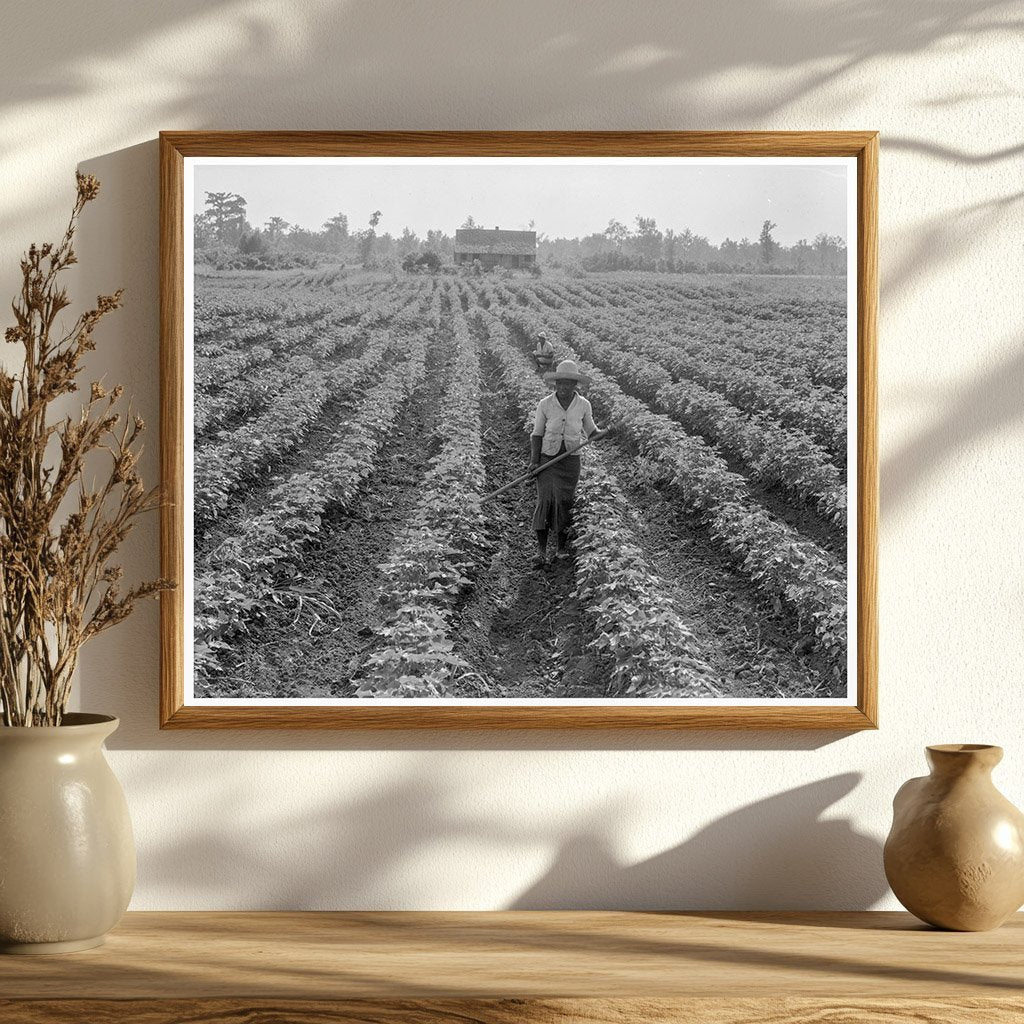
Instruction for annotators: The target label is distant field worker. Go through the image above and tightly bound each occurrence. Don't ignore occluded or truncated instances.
[529,360,608,568]
[532,331,556,373]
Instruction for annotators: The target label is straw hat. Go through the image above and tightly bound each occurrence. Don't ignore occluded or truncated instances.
[543,359,589,385]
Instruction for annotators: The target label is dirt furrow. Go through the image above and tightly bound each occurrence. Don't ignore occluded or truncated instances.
[195,296,431,565]
[595,442,838,697]
[450,346,588,697]
[216,315,452,699]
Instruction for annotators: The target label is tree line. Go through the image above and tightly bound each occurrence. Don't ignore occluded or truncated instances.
[546,216,845,275]
[195,193,847,275]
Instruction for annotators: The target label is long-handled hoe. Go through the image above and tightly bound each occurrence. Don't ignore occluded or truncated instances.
[480,429,610,504]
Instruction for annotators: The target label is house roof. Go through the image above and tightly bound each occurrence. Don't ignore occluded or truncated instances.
[454,228,536,255]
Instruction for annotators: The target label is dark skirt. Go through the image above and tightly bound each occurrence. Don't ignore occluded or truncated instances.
[532,451,581,537]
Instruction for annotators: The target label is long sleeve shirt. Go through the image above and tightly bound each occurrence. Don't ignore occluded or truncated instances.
[531,393,597,456]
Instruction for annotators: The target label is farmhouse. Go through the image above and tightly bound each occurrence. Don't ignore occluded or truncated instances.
[454,227,537,269]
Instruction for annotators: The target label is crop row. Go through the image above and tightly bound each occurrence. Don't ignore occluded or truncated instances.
[476,308,725,697]
[547,277,846,393]
[637,332,848,465]
[551,322,847,530]
[194,324,361,439]
[527,281,848,455]
[194,318,417,528]
[194,285,426,387]
[594,275,842,337]
[578,276,847,376]
[194,299,278,346]
[193,330,432,683]
[656,381,846,531]
[194,292,343,334]
[356,305,490,697]
[193,283,431,436]
[195,318,328,389]
[519,284,847,467]
[536,277,842,401]
[489,299,847,670]
[194,297,340,354]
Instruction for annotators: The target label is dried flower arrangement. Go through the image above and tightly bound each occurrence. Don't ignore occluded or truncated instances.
[0,173,171,726]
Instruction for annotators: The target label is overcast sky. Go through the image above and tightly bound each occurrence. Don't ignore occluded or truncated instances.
[191,158,851,247]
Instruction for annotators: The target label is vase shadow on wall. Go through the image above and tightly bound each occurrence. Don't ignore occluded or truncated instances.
[512,773,888,912]
[504,777,1021,992]
[125,764,1024,994]
[129,763,883,915]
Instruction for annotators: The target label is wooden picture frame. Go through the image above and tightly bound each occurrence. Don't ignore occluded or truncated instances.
[160,131,877,730]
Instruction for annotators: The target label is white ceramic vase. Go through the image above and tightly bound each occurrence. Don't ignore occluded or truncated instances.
[0,713,135,953]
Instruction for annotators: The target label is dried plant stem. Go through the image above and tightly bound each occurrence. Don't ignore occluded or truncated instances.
[0,173,172,726]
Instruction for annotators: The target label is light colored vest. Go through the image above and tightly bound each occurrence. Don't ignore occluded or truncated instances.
[535,393,592,456]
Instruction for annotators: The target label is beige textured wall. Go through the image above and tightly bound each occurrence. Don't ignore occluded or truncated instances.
[1,1,1021,909]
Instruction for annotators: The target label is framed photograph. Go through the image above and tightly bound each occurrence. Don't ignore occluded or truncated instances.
[160,131,877,729]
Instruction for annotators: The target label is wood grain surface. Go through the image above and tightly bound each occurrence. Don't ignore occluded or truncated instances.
[1,911,1020,996]
[159,133,186,732]
[159,130,878,158]
[159,130,879,731]
[3,997,1024,1024]
[1,911,1020,1022]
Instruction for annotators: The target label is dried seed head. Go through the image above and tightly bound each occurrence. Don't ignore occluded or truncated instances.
[113,450,138,482]
[111,384,124,399]
[90,381,106,401]
[96,291,123,314]
[76,171,101,202]
[61,511,87,539]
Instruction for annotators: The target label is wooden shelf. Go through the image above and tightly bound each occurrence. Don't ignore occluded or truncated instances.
[1,911,1022,1022]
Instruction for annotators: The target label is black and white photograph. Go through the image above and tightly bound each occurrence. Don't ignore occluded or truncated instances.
[180,149,862,710]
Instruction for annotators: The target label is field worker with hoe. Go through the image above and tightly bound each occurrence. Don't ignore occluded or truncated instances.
[529,360,608,568]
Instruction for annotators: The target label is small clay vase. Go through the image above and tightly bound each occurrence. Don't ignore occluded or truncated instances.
[884,744,1024,930]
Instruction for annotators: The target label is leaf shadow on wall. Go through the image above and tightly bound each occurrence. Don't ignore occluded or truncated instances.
[881,335,1024,510]
[1,0,1016,144]
[511,773,887,910]
[882,191,1023,311]
[128,760,885,911]
[1,1,1019,251]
